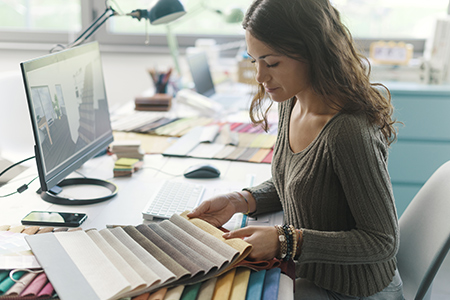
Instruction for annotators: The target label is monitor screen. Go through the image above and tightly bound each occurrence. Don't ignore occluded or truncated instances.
[186,51,216,97]
[20,42,113,193]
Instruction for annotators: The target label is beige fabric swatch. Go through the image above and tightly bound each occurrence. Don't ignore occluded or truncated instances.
[213,145,237,159]
[108,227,182,283]
[225,147,248,160]
[144,224,208,278]
[179,212,252,267]
[36,227,53,234]
[148,288,168,300]
[229,268,251,300]
[160,220,230,271]
[154,222,221,274]
[86,230,151,292]
[278,273,294,300]
[163,285,184,300]
[134,224,205,280]
[99,228,169,289]
[5,272,37,295]
[54,231,131,300]
[22,226,40,235]
[8,225,25,233]
[197,277,218,300]
[0,225,10,231]
[169,214,239,263]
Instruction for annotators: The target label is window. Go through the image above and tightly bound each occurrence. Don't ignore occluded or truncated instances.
[332,0,449,39]
[0,0,449,53]
[107,0,248,36]
[0,0,81,32]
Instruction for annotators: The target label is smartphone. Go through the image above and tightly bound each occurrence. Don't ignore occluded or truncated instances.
[21,211,87,227]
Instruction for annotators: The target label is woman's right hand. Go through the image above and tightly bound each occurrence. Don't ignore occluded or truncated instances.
[187,192,244,228]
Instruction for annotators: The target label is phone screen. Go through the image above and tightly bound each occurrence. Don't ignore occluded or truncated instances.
[21,211,87,227]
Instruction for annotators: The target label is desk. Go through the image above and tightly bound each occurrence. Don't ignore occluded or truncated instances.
[0,154,271,230]
[0,154,284,300]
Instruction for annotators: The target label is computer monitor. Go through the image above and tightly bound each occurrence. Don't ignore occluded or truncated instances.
[186,51,216,97]
[20,42,117,205]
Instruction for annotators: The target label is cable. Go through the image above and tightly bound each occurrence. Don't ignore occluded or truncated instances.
[0,156,35,178]
[0,156,37,198]
[0,176,39,198]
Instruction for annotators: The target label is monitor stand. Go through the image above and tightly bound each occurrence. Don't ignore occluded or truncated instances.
[40,178,118,205]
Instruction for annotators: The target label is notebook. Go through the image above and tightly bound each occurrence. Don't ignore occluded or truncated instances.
[186,50,252,111]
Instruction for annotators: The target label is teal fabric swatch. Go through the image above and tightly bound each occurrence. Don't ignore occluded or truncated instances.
[0,271,9,283]
[181,282,203,300]
[0,271,26,295]
[245,270,267,300]
[262,268,281,300]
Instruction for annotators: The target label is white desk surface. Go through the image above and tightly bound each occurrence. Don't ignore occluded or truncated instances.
[0,154,272,230]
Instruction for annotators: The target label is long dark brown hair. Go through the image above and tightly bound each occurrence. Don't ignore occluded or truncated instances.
[243,0,397,145]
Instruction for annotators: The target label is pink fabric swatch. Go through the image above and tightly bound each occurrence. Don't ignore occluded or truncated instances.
[20,272,47,296]
[37,281,54,297]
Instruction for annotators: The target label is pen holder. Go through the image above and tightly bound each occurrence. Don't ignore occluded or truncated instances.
[135,93,172,111]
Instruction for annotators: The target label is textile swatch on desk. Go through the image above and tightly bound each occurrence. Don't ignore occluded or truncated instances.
[162,123,277,164]
[24,212,253,300]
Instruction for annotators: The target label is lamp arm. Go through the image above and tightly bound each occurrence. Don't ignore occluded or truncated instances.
[69,6,117,48]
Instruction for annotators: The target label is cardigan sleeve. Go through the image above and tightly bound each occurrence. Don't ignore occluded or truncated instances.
[243,178,283,216]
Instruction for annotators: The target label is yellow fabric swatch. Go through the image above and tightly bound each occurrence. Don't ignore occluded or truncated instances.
[229,268,251,300]
[212,269,237,300]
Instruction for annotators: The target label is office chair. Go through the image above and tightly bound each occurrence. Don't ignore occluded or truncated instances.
[396,160,450,300]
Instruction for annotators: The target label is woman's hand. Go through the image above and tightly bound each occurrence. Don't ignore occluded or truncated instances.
[187,193,241,227]
[223,226,280,261]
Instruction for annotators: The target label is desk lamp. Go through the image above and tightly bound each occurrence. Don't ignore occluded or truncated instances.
[67,0,186,49]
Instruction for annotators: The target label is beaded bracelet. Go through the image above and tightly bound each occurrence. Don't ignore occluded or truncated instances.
[274,225,287,260]
[282,225,294,261]
[289,225,298,259]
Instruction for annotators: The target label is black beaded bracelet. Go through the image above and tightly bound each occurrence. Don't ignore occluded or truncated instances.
[282,224,294,261]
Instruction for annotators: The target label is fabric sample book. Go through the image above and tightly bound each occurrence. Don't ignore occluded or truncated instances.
[25,212,252,300]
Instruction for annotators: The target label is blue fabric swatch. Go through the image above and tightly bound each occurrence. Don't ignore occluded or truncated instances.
[262,268,281,300]
[245,269,267,300]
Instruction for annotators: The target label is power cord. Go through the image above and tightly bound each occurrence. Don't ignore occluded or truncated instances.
[0,176,39,198]
[0,156,35,178]
[0,156,37,198]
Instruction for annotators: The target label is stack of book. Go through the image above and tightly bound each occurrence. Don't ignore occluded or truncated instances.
[135,93,172,111]
[113,158,143,177]
[110,140,144,160]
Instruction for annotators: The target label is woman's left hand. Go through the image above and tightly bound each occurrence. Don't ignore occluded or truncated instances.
[222,226,279,261]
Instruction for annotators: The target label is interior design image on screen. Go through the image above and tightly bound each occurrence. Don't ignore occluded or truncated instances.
[21,42,113,196]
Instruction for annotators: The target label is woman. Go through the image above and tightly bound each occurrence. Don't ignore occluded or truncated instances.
[188,0,404,298]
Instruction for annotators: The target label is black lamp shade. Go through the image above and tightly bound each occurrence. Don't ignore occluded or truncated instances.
[148,0,186,25]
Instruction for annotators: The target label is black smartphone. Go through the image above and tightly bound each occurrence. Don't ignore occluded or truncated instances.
[21,211,87,227]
